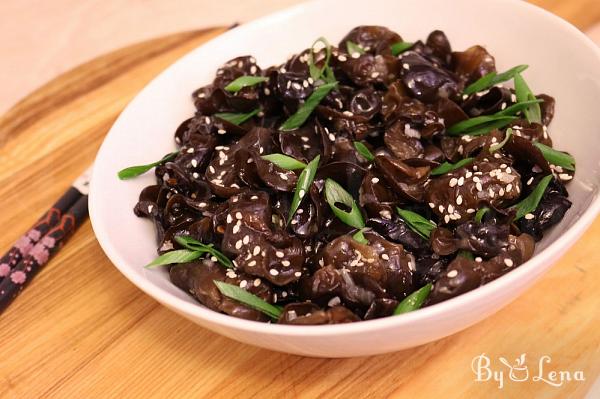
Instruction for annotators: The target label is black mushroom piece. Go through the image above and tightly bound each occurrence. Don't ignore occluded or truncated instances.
[516,178,572,241]
[301,231,414,310]
[278,302,360,325]
[131,25,574,324]
[398,52,460,103]
[170,260,273,322]
[425,153,522,224]
[428,233,535,304]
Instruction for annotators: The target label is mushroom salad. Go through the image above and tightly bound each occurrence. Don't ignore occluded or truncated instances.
[119,26,575,324]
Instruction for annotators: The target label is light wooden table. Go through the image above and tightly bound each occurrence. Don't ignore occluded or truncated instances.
[0,2,599,398]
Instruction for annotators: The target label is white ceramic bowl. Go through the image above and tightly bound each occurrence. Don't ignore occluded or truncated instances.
[89,0,600,357]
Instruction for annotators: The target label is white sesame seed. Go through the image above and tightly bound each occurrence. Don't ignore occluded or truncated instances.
[506,167,512,174]
[429,202,435,208]
[458,177,465,186]
[235,240,242,249]
[299,189,306,198]
[456,195,463,205]
[371,72,380,78]
[248,260,256,267]
[226,270,237,279]
[402,63,410,70]
[449,178,458,187]
[232,224,240,234]
[559,173,573,181]
[264,87,271,95]
[351,52,360,59]
[506,183,513,192]
[226,214,233,223]
[294,271,302,277]
[211,256,218,262]
[448,204,455,214]
[235,212,242,220]
[444,215,450,224]
[282,260,290,267]
[465,171,473,178]
[504,258,514,267]
[466,208,476,213]
[217,129,226,135]
[254,278,261,287]
[276,251,284,258]
[338,55,347,62]
[381,254,390,260]
[527,177,534,185]
[473,176,480,183]
[476,182,483,191]
[488,188,495,198]
[243,235,250,244]
[447,270,458,278]
[328,296,341,307]
[439,205,445,213]
[328,133,335,141]
[239,280,248,288]
[524,213,535,220]
[475,257,482,262]
[379,210,392,220]
[269,269,279,276]
[371,177,380,184]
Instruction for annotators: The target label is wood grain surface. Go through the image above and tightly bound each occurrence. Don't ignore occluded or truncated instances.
[0,19,599,399]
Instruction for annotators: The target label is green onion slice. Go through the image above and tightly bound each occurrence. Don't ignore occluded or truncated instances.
[224,76,268,92]
[324,178,365,229]
[353,141,375,161]
[214,108,260,126]
[514,72,542,124]
[288,155,320,224]
[261,154,307,170]
[145,249,203,268]
[346,40,365,55]
[489,128,513,153]
[533,143,575,171]
[474,207,490,223]
[394,283,432,315]
[463,65,528,95]
[391,41,413,56]
[352,228,369,244]
[430,158,474,176]
[174,236,233,268]
[214,281,283,320]
[396,208,436,239]
[512,175,553,220]
[280,82,337,131]
[118,151,178,180]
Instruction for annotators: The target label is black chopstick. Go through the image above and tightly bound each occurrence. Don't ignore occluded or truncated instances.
[0,168,91,313]
[0,167,91,283]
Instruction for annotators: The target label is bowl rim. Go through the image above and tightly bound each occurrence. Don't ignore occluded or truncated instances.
[89,0,600,337]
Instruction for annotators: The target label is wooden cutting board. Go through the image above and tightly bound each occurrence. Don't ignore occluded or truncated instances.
[0,23,599,399]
